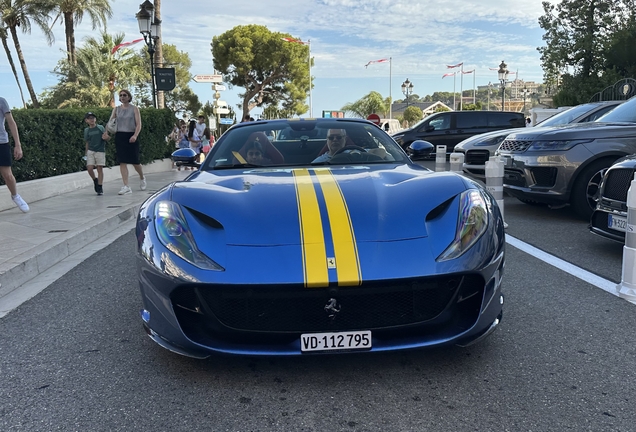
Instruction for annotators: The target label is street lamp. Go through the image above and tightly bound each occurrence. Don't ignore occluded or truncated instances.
[487,81,492,111]
[521,86,530,113]
[136,0,161,108]
[497,60,509,112]
[401,78,414,108]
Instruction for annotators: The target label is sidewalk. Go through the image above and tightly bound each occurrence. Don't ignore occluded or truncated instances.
[0,162,189,315]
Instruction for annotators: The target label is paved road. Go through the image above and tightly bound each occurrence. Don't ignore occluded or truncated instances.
[1,201,635,431]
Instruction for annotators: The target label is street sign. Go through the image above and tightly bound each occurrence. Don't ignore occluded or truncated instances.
[212,84,226,91]
[367,113,381,125]
[214,107,230,114]
[155,68,176,91]
[214,100,228,107]
[219,118,234,125]
[193,74,223,83]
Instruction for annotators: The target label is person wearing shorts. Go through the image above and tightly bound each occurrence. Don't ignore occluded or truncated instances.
[0,96,29,212]
[102,89,146,195]
[83,112,107,195]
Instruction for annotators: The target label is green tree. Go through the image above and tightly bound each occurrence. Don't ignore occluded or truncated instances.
[212,25,310,119]
[50,0,112,66]
[0,25,26,107]
[0,0,56,108]
[40,32,147,108]
[341,91,388,118]
[403,105,422,126]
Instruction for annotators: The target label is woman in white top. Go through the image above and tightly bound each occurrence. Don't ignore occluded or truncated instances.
[187,120,202,169]
[103,89,146,195]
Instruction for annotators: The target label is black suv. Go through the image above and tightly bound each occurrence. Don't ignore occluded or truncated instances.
[391,110,525,152]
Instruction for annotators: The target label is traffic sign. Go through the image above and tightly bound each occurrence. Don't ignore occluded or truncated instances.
[193,74,223,83]
[219,118,234,125]
[367,113,381,125]
[213,84,226,91]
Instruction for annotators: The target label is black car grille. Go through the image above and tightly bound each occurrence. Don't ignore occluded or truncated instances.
[504,169,527,187]
[465,150,491,165]
[499,139,533,152]
[531,167,557,187]
[602,168,636,202]
[171,275,485,344]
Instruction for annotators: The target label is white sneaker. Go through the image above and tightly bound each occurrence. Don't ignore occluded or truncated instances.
[118,185,132,195]
[140,178,147,191]
[12,194,29,212]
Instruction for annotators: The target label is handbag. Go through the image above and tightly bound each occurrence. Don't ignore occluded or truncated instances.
[202,144,211,153]
[106,117,117,134]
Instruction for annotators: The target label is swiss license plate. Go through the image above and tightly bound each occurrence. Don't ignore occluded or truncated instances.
[300,330,372,352]
[608,214,627,232]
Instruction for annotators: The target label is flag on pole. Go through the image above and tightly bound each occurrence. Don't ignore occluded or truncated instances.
[111,38,144,55]
[462,69,475,74]
[442,72,456,78]
[364,58,389,68]
[489,67,499,71]
[447,62,463,68]
[281,37,308,45]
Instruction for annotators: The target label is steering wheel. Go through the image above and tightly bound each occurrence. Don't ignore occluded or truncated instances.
[330,145,383,163]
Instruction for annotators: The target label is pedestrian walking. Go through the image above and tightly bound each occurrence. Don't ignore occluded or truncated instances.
[103,89,146,195]
[0,96,29,212]
[83,112,107,195]
[187,119,202,169]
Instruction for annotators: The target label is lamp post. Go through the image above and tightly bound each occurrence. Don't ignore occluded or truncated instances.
[136,0,161,108]
[521,86,529,113]
[487,81,492,111]
[497,60,509,112]
[401,78,414,108]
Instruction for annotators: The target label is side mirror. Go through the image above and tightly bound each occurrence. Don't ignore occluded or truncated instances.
[407,140,435,160]
[172,148,199,167]
[424,125,435,132]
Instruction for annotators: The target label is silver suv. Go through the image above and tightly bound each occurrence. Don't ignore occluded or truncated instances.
[498,96,636,220]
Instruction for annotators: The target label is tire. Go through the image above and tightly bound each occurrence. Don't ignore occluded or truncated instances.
[517,198,548,206]
[570,158,615,220]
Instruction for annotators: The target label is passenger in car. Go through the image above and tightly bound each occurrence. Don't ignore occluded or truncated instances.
[244,141,271,165]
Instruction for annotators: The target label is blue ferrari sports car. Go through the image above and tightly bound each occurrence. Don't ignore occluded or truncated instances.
[136,118,505,358]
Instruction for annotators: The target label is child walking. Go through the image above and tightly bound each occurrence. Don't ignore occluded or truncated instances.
[84,112,107,195]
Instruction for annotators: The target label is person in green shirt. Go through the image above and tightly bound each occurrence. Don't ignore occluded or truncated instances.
[83,112,107,195]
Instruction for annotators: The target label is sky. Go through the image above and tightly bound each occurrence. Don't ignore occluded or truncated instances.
[0,0,552,118]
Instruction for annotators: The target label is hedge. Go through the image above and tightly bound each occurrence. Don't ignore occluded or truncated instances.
[1,108,175,184]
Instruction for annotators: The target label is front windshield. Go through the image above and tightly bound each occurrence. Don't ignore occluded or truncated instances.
[203,120,409,169]
[537,105,585,127]
[595,97,636,123]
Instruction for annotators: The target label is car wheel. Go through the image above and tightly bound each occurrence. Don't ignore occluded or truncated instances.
[517,198,548,206]
[570,158,614,220]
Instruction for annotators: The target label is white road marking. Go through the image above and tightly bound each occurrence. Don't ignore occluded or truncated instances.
[506,234,619,296]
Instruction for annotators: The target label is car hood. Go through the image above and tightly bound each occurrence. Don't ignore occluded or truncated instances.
[454,128,519,150]
[170,165,469,246]
[504,121,636,141]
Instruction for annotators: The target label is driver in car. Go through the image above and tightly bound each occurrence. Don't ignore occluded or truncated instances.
[312,128,347,163]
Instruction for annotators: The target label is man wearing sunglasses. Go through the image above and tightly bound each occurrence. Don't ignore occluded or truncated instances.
[312,128,348,163]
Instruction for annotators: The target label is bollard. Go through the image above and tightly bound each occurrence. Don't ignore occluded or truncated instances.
[435,145,447,172]
[617,173,636,305]
[485,156,507,228]
[449,152,464,174]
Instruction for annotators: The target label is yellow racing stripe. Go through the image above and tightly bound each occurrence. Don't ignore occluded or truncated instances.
[293,169,329,287]
[315,169,362,286]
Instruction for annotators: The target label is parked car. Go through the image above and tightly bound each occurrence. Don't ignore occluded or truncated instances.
[589,154,636,242]
[498,96,636,220]
[380,118,403,135]
[455,101,623,181]
[136,118,506,358]
[391,110,525,154]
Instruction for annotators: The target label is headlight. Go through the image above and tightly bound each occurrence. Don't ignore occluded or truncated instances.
[154,201,223,270]
[437,190,488,261]
[528,139,592,151]
[474,135,506,147]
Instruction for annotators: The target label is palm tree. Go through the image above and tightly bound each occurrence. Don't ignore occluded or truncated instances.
[0,24,26,107]
[0,0,56,108]
[50,0,112,65]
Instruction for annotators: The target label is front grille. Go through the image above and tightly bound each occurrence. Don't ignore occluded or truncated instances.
[603,168,635,202]
[504,169,527,187]
[171,275,484,338]
[499,139,533,152]
[465,150,490,165]
[531,167,557,187]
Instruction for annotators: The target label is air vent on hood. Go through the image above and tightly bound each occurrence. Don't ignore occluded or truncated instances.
[426,197,454,221]
[185,207,224,229]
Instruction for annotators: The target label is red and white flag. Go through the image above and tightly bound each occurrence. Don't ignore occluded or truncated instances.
[442,72,456,78]
[111,38,144,55]
[462,69,475,74]
[281,37,307,45]
[489,67,499,71]
[364,58,389,68]
[447,62,463,68]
